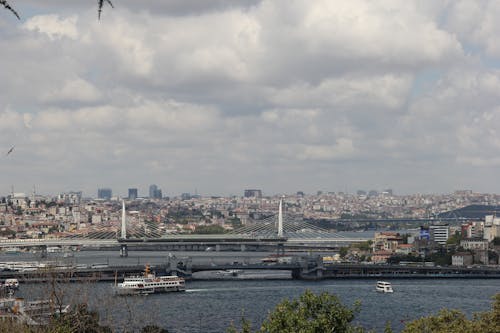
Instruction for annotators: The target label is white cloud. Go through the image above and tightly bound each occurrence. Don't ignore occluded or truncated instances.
[42,77,102,103]
[2,1,500,195]
[24,14,79,40]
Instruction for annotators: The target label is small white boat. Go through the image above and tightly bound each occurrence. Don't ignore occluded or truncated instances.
[4,279,19,290]
[376,281,393,293]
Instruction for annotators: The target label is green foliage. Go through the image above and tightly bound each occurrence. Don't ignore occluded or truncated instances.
[339,247,348,259]
[383,321,393,333]
[227,311,252,333]
[193,224,226,234]
[387,253,421,264]
[402,294,500,333]
[352,241,372,252]
[50,304,112,333]
[227,217,243,229]
[259,290,364,333]
[446,232,462,245]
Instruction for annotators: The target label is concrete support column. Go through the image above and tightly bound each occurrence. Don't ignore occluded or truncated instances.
[215,244,221,252]
[277,243,285,256]
[240,244,246,252]
[40,245,47,258]
[120,244,128,257]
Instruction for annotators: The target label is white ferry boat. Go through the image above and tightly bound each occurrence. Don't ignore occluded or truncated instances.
[113,267,185,296]
[4,278,19,290]
[376,281,393,293]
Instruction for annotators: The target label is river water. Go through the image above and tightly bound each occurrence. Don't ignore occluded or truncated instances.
[4,250,500,333]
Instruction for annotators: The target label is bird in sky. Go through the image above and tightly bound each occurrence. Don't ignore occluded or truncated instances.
[6,146,14,156]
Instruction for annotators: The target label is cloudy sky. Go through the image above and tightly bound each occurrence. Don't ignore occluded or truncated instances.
[1,0,500,197]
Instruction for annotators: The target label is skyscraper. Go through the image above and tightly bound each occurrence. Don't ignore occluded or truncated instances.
[149,184,162,199]
[149,184,157,198]
[97,188,112,200]
[128,188,138,200]
[244,189,262,198]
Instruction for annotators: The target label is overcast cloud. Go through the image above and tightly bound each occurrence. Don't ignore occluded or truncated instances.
[1,0,500,197]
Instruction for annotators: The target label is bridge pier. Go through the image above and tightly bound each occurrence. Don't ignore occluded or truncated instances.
[277,243,285,256]
[215,244,220,252]
[120,244,128,257]
[240,244,246,252]
[40,245,47,258]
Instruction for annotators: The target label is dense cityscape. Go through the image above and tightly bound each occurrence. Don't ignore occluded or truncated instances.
[1,186,499,267]
[2,1,500,331]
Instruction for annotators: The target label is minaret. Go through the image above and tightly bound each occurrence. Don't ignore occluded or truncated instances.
[121,199,127,239]
[31,185,36,208]
[278,198,283,237]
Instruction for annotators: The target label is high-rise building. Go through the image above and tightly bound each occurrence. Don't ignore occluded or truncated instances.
[97,188,112,200]
[244,189,262,198]
[430,225,450,245]
[149,184,162,199]
[149,185,157,198]
[128,188,138,200]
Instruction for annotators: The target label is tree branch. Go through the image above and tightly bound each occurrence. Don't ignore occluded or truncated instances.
[1,0,20,20]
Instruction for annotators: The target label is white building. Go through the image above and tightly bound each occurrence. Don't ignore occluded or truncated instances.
[429,225,449,245]
[460,239,488,251]
[452,253,473,266]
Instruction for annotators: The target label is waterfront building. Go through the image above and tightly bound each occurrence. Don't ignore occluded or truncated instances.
[452,252,473,266]
[460,238,488,251]
[373,232,403,252]
[462,221,484,239]
[128,188,138,200]
[429,225,449,245]
[371,250,392,263]
[483,215,500,242]
[97,188,112,200]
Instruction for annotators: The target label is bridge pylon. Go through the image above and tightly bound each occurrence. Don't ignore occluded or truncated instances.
[119,200,128,257]
[278,198,283,238]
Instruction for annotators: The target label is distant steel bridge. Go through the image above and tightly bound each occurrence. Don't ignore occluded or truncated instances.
[0,200,369,255]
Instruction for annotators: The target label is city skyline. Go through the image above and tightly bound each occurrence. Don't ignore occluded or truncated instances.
[0,184,495,199]
[2,1,500,196]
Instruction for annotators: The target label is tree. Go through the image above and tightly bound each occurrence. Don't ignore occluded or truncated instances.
[259,290,364,333]
[402,294,500,333]
[339,247,348,259]
[1,0,18,19]
[1,0,113,20]
[98,0,113,20]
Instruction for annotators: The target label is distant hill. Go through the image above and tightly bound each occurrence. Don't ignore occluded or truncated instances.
[437,205,500,220]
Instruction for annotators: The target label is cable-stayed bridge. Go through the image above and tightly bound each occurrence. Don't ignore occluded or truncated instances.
[0,200,368,255]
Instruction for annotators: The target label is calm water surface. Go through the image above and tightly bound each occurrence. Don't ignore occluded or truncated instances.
[5,251,500,332]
